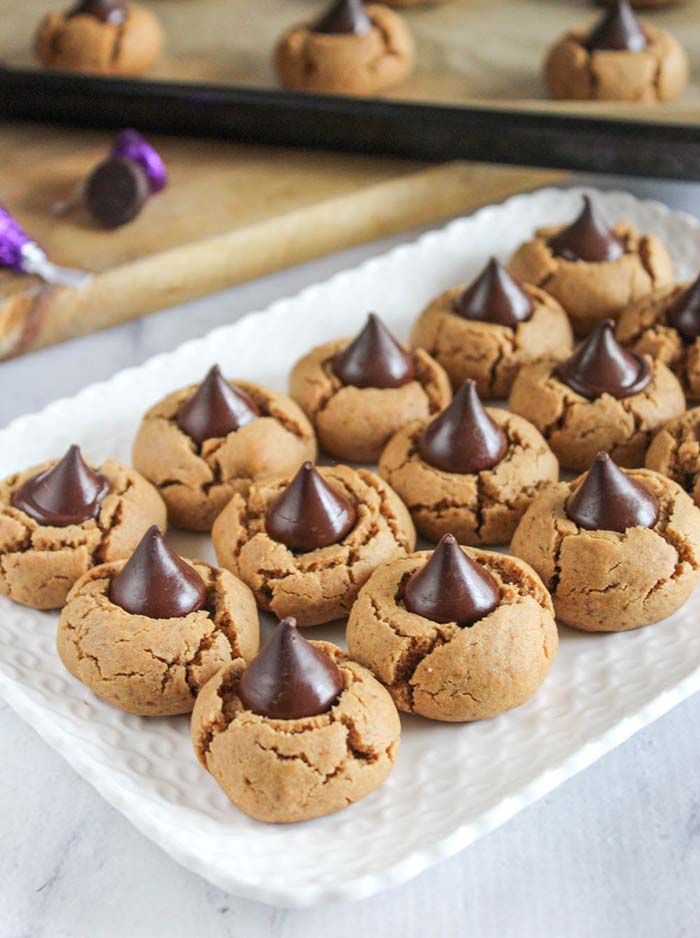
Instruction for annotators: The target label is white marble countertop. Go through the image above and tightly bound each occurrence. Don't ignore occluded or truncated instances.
[1,174,699,938]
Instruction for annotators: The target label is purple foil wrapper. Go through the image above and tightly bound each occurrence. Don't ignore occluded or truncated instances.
[111,129,168,194]
[0,204,31,272]
[0,204,90,287]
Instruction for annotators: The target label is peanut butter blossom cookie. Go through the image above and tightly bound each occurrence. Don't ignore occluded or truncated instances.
[509,319,685,471]
[347,534,558,721]
[212,461,415,626]
[191,617,401,822]
[512,452,700,632]
[57,526,259,716]
[410,257,573,398]
[646,407,700,508]
[544,0,688,102]
[289,313,451,462]
[275,0,414,96]
[0,445,166,610]
[617,273,700,401]
[379,379,558,545]
[35,0,164,75]
[509,196,674,336]
[132,365,316,531]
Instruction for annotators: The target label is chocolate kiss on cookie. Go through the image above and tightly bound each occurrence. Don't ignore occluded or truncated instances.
[68,0,127,24]
[176,365,260,445]
[566,452,659,532]
[12,444,109,527]
[265,462,357,551]
[555,319,651,399]
[549,197,625,263]
[418,380,508,474]
[314,0,371,35]
[586,0,647,53]
[667,273,700,343]
[403,533,500,628]
[109,525,207,618]
[333,313,415,389]
[454,258,533,327]
[238,616,343,719]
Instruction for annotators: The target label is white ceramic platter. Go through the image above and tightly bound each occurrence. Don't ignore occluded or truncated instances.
[1,187,699,908]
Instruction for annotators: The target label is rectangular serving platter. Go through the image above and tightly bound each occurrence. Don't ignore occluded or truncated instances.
[1,187,700,907]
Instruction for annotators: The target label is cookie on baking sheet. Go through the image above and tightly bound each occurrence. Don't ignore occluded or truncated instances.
[379,379,559,545]
[509,319,685,471]
[646,407,700,508]
[57,526,259,716]
[212,461,415,626]
[347,534,558,722]
[0,444,166,610]
[191,618,400,823]
[132,365,316,532]
[410,257,573,398]
[35,0,163,75]
[289,313,451,463]
[509,196,674,336]
[511,452,700,632]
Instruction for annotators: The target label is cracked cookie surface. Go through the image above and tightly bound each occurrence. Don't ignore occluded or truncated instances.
[274,3,415,96]
[508,356,685,471]
[616,282,700,401]
[0,458,166,610]
[212,465,416,626]
[289,341,451,463]
[544,24,688,104]
[378,409,559,545]
[511,468,700,632]
[57,558,259,716]
[508,220,673,335]
[646,407,700,507]
[35,4,163,75]
[346,547,557,722]
[191,642,400,822]
[132,380,316,532]
[409,282,573,398]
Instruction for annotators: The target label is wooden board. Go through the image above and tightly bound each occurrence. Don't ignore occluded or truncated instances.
[0,123,565,359]
[2,0,700,123]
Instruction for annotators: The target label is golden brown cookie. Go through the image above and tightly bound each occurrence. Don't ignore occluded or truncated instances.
[0,456,166,610]
[616,281,700,401]
[132,377,316,532]
[509,356,685,471]
[410,282,573,398]
[191,642,400,823]
[509,214,673,337]
[58,554,258,716]
[35,3,163,76]
[511,467,700,632]
[212,464,416,626]
[646,407,700,508]
[346,545,558,721]
[289,326,451,463]
[379,406,558,546]
[275,2,415,96]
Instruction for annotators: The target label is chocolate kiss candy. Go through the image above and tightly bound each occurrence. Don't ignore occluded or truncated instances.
[566,452,659,532]
[11,444,109,527]
[586,0,647,53]
[333,313,415,389]
[418,380,508,474]
[265,462,356,551]
[453,258,533,327]
[555,319,651,399]
[68,0,127,24]
[549,196,625,264]
[667,273,700,343]
[314,0,371,35]
[84,157,150,229]
[237,617,344,720]
[403,534,500,628]
[176,365,260,445]
[109,525,207,618]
